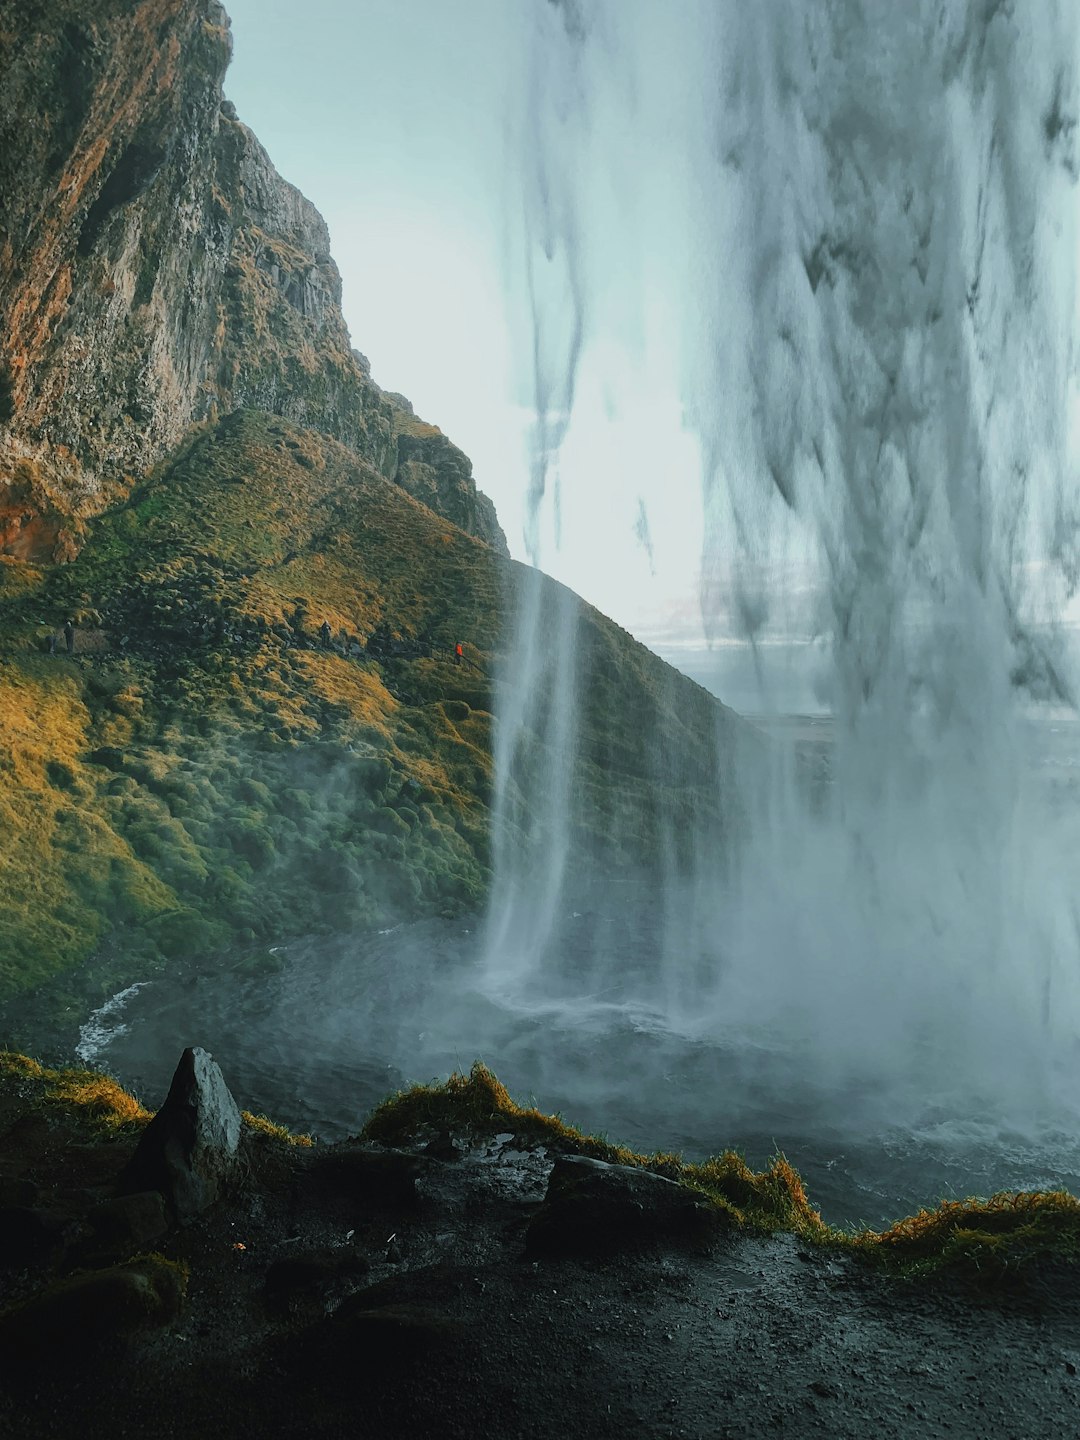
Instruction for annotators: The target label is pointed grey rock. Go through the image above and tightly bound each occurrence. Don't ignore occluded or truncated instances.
[120,1048,241,1221]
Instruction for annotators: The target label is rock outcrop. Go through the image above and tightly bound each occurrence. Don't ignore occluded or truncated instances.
[120,1045,241,1220]
[526,1153,729,1256]
[0,1,751,1019]
[3,1051,1080,1438]
[0,0,506,558]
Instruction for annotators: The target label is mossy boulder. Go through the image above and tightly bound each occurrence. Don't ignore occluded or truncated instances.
[0,1255,187,1365]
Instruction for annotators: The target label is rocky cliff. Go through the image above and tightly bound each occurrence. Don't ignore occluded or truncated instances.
[0,0,505,558]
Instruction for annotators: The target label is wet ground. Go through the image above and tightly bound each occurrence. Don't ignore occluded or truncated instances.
[3,1073,1080,1440]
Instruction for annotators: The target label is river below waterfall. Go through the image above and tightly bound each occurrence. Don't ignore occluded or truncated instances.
[75,712,1080,1231]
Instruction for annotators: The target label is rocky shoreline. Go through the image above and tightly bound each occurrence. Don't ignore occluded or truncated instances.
[2,1048,1080,1439]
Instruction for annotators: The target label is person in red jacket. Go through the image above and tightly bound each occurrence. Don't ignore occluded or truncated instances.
[454,641,464,665]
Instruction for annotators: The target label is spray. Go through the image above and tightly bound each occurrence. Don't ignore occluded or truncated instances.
[488,0,1080,1129]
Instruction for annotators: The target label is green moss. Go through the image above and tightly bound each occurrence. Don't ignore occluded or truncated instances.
[0,1253,188,1355]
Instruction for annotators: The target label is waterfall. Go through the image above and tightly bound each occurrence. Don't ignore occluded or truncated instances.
[485,0,1080,1127]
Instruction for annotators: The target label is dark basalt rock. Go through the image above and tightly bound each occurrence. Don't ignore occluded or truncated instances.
[0,1255,186,1368]
[526,1154,729,1257]
[119,1047,241,1222]
[82,1189,169,1261]
[313,1145,430,1208]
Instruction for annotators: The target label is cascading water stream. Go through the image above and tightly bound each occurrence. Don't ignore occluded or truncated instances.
[483,0,1080,1131]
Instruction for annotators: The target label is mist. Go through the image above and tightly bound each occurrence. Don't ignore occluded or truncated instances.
[483,0,1080,1136]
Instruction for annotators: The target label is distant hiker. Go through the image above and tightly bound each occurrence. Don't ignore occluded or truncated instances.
[63,619,75,655]
[454,641,463,665]
[319,619,332,648]
[47,632,57,655]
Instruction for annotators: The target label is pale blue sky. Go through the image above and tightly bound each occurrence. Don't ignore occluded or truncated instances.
[221,0,707,642]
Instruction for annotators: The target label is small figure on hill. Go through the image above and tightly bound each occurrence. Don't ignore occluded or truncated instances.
[319,619,332,649]
[63,619,75,654]
[454,641,464,665]
[47,631,57,655]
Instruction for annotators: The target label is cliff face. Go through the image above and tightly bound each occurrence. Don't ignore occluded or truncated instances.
[0,0,506,558]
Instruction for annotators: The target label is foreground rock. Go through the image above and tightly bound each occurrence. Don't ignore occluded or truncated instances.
[120,1047,241,1221]
[527,1153,729,1255]
[2,1057,1080,1438]
[0,1255,187,1369]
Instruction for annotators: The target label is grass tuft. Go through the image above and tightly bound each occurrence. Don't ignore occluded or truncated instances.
[241,1109,314,1147]
[0,1050,151,1132]
[362,1062,829,1238]
[860,1189,1080,1280]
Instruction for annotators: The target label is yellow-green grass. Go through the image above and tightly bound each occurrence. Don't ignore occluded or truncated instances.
[0,661,175,996]
[0,1051,151,1132]
[855,1189,1080,1281]
[241,1109,314,1147]
[0,409,749,1008]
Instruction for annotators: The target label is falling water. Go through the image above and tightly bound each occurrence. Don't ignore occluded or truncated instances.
[484,0,1080,1131]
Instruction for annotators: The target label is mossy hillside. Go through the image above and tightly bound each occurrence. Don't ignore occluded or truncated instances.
[0,415,497,1002]
[0,659,174,998]
[0,409,747,1006]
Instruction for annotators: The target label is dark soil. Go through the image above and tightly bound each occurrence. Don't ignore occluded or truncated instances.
[2,1065,1080,1440]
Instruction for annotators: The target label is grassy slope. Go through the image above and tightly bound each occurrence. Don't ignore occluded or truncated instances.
[0,409,748,1010]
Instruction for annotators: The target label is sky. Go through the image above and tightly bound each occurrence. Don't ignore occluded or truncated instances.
[221,0,707,647]
[219,0,1080,715]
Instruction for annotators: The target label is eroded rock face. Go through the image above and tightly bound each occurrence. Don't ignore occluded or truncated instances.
[120,1045,241,1220]
[0,0,506,557]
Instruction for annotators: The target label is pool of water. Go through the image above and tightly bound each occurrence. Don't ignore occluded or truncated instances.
[81,911,1080,1230]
